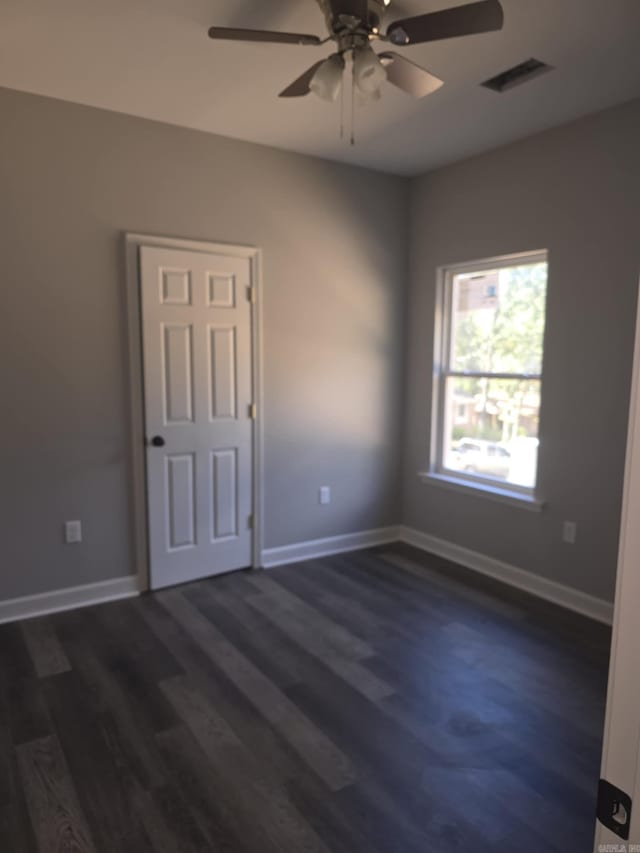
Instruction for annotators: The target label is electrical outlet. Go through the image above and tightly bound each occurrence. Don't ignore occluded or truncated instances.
[65,520,82,544]
[562,521,577,545]
[319,486,331,506]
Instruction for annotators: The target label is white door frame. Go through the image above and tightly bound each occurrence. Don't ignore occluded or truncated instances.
[594,280,640,849]
[124,233,264,591]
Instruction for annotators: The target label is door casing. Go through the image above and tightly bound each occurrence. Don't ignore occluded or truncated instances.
[124,233,264,591]
[594,280,640,849]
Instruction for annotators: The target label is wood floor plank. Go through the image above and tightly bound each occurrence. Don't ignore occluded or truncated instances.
[441,620,606,735]
[42,671,155,851]
[0,739,38,853]
[423,765,579,852]
[305,554,446,642]
[339,772,477,853]
[156,725,266,853]
[243,573,374,660]
[274,562,384,641]
[93,599,184,685]
[157,589,357,792]
[135,782,210,853]
[244,590,395,701]
[0,623,37,681]
[66,606,179,734]
[379,551,526,621]
[182,582,304,689]
[16,735,96,853]
[0,801,38,853]
[285,675,433,793]
[162,675,333,853]
[21,619,71,679]
[53,611,170,790]
[0,623,52,748]
[0,670,40,853]
[8,678,52,747]
[285,772,386,853]
[333,551,452,623]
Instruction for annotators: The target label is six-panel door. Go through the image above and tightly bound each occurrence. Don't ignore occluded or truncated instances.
[140,245,253,589]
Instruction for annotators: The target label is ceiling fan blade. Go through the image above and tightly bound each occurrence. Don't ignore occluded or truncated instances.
[379,52,444,98]
[387,0,504,46]
[208,26,322,46]
[279,60,326,97]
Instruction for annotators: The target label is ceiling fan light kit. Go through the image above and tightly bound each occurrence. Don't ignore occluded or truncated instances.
[208,0,505,141]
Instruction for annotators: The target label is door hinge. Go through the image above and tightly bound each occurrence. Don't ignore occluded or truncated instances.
[597,779,632,840]
[246,285,256,304]
[248,403,257,420]
[248,514,254,530]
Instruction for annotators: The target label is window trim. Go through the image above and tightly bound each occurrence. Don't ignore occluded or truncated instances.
[428,249,548,501]
[418,472,545,511]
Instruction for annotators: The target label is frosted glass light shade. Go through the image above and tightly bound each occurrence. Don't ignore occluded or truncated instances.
[310,54,345,102]
[353,47,387,97]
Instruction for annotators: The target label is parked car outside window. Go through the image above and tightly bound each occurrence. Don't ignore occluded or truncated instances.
[452,439,511,479]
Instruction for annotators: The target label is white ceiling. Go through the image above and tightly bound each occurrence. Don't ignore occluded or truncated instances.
[1,0,639,175]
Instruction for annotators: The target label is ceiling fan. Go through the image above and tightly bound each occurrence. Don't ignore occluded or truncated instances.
[208,0,504,102]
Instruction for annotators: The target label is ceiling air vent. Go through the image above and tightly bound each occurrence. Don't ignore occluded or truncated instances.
[482,58,553,93]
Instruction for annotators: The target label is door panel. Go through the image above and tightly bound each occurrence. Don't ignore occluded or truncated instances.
[208,273,236,307]
[211,449,238,540]
[161,269,192,305]
[166,454,196,550]
[163,324,194,424]
[208,326,237,419]
[140,245,253,589]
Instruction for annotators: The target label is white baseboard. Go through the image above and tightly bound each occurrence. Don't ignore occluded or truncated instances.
[397,526,614,625]
[0,576,140,625]
[2,526,611,626]
[261,527,401,569]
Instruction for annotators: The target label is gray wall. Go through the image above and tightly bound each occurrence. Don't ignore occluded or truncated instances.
[403,98,640,603]
[1,87,409,601]
[3,85,639,607]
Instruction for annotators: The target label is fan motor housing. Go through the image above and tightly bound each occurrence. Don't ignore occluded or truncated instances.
[316,0,387,34]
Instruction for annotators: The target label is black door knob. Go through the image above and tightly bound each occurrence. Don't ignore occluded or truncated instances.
[150,436,165,447]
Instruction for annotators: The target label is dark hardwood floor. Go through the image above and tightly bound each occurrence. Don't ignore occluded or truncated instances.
[0,544,611,852]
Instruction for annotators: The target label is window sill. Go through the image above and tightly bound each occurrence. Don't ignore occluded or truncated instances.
[418,472,545,512]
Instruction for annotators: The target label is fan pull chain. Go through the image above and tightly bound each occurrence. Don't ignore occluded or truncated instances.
[340,70,345,141]
[350,52,356,146]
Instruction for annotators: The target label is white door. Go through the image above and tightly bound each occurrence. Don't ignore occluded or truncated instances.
[595,285,640,849]
[140,245,254,590]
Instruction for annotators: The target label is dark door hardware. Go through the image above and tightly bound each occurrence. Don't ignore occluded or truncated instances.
[597,779,632,839]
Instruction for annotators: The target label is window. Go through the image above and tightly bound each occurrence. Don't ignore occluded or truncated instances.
[431,251,548,496]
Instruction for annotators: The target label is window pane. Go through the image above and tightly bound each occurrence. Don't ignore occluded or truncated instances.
[450,262,547,375]
[443,377,541,488]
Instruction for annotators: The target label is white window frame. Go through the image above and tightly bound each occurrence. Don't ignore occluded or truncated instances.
[425,250,548,510]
